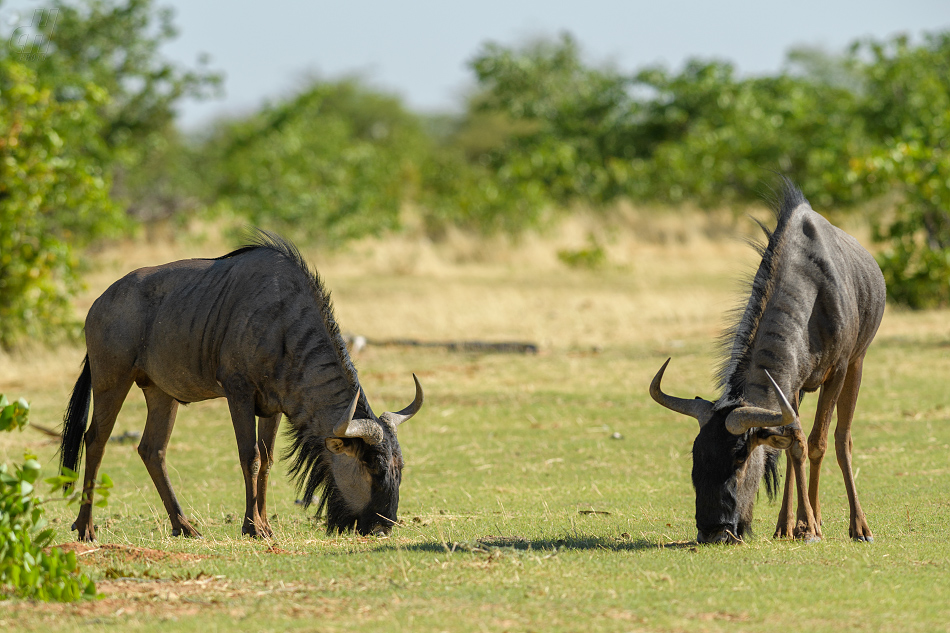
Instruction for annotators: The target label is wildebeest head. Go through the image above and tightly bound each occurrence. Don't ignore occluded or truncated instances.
[650,359,795,544]
[321,375,423,535]
[288,375,423,536]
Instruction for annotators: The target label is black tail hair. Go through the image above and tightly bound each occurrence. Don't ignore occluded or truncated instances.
[60,355,92,488]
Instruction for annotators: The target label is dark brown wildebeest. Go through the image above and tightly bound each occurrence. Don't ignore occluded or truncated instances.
[60,231,423,541]
[650,180,885,544]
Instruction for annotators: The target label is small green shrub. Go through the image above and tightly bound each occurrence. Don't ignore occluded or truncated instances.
[0,395,29,432]
[557,235,607,269]
[0,394,100,601]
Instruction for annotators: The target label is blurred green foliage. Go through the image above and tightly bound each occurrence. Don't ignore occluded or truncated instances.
[447,31,950,304]
[557,234,607,270]
[849,33,950,307]
[0,57,120,347]
[0,0,219,348]
[30,0,222,214]
[2,0,950,350]
[467,34,638,208]
[199,79,428,243]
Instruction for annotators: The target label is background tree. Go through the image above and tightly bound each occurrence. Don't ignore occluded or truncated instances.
[28,0,222,218]
[198,78,430,244]
[848,32,950,307]
[0,0,219,348]
[0,58,119,346]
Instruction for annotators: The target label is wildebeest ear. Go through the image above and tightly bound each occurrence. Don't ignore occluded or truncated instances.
[325,437,360,458]
[752,427,793,451]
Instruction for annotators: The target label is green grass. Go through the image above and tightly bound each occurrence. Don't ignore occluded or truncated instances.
[2,340,948,632]
[1,235,949,632]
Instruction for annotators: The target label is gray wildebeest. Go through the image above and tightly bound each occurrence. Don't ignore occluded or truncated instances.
[60,231,424,541]
[649,180,885,544]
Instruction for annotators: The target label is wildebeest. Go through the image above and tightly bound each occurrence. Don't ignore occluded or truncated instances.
[650,180,885,544]
[60,231,423,541]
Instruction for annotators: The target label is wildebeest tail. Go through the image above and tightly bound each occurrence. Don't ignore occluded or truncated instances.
[60,354,92,488]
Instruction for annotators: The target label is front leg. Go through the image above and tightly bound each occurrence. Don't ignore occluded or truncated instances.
[788,425,820,541]
[774,451,796,538]
[223,384,269,538]
[254,413,282,538]
[836,358,873,542]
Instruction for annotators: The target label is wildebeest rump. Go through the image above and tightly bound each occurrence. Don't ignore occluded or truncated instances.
[650,180,885,543]
[60,231,423,541]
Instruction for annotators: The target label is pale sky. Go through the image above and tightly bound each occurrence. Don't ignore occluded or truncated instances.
[4,0,950,129]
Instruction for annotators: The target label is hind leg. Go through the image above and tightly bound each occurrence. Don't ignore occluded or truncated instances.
[73,379,133,542]
[221,385,269,538]
[138,386,201,537]
[835,358,873,542]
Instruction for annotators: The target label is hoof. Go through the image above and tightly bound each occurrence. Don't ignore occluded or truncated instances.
[171,527,203,538]
[242,527,273,539]
[72,522,97,542]
[852,535,874,543]
[75,529,96,542]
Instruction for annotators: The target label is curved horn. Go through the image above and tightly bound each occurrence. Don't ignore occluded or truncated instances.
[332,388,384,445]
[379,373,424,428]
[724,370,798,435]
[649,358,715,427]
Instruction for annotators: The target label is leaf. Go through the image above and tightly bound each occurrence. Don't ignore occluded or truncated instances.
[0,406,13,431]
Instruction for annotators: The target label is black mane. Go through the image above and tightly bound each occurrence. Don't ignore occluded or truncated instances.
[715,178,809,402]
[283,425,345,530]
[218,229,361,393]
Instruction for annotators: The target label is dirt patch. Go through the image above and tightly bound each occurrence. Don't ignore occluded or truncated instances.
[1,576,328,621]
[49,542,206,565]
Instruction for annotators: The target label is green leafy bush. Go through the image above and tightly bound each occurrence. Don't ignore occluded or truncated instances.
[200,79,430,244]
[848,33,950,307]
[0,59,122,348]
[0,395,29,432]
[466,34,637,209]
[0,0,219,349]
[0,394,102,601]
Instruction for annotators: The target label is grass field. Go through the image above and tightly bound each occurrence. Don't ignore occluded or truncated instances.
[1,213,949,632]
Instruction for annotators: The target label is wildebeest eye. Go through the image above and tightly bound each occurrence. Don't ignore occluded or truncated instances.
[733,438,750,464]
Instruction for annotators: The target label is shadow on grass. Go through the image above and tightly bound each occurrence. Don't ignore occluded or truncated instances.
[374,534,699,554]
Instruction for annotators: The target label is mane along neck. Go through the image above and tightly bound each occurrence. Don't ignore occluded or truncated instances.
[715,179,808,405]
[218,229,361,397]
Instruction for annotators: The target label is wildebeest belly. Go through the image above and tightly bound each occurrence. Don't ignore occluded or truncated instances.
[135,284,236,403]
[133,351,226,403]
